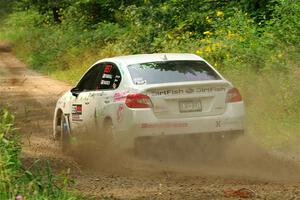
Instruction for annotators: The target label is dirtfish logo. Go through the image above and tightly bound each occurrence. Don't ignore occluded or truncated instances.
[151,87,226,96]
[151,89,184,96]
[195,87,226,93]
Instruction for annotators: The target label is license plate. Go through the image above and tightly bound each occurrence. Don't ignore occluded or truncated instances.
[179,100,202,113]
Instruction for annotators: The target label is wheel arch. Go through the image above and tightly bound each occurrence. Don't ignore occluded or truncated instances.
[103,115,113,126]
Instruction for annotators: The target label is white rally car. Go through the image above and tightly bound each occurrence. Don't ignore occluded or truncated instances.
[53,53,245,153]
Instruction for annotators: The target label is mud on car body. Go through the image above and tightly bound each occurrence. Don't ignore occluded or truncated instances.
[53,53,245,152]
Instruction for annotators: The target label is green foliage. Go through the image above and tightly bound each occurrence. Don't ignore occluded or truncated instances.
[0,108,82,199]
[267,0,300,44]
[0,0,14,22]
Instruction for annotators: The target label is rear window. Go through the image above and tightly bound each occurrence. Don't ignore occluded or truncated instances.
[127,60,221,85]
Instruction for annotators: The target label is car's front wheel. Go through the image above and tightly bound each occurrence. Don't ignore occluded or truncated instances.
[60,113,71,153]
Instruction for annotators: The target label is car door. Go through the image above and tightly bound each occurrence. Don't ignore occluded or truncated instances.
[70,63,103,133]
[92,62,123,130]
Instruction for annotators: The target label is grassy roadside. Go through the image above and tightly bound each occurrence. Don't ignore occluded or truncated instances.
[0,108,82,199]
[226,70,300,153]
[0,0,299,154]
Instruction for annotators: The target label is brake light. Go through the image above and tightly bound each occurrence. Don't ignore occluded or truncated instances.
[226,88,242,103]
[125,93,153,108]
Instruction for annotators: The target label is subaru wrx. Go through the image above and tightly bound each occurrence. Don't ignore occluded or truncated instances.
[53,53,245,153]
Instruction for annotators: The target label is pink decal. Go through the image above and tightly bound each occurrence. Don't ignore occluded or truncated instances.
[113,90,129,102]
[117,105,125,122]
[141,123,188,128]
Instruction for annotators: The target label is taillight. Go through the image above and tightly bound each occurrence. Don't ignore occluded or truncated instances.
[125,93,153,108]
[226,88,242,103]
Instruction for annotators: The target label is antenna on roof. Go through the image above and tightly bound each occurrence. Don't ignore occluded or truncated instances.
[162,54,168,61]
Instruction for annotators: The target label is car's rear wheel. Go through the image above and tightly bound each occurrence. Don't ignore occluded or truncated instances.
[60,113,71,153]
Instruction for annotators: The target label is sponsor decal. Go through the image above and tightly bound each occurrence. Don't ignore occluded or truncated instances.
[151,87,226,96]
[151,89,184,96]
[113,91,128,102]
[141,122,188,128]
[101,80,111,85]
[216,120,221,127]
[195,87,226,93]
[117,105,125,122]
[102,73,113,79]
[72,104,83,121]
[133,77,147,85]
[104,64,112,73]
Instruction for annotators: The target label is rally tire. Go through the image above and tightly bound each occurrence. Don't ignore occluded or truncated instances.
[60,113,71,154]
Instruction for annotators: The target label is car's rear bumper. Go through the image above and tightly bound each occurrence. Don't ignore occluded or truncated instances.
[135,129,243,144]
[115,102,245,149]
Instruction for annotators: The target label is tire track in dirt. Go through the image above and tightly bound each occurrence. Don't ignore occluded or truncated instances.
[0,49,300,199]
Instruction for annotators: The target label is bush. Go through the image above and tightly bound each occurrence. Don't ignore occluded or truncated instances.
[0,108,81,200]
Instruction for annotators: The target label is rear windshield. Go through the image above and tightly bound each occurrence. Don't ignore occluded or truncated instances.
[127,60,221,85]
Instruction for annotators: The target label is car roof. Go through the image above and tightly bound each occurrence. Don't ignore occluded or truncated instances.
[97,53,204,66]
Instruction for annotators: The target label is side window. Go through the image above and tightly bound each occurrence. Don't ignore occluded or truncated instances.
[77,64,103,91]
[96,63,122,90]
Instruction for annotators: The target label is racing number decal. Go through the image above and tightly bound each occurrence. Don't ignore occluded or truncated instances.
[99,64,113,87]
[72,104,83,121]
[104,64,112,73]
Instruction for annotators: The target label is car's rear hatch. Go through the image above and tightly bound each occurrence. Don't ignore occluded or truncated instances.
[140,80,230,119]
[127,59,230,119]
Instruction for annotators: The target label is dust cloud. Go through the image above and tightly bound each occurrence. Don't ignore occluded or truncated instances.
[70,132,300,183]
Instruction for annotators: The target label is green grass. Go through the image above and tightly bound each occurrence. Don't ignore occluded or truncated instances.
[224,69,300,153]
[0,108,82,199]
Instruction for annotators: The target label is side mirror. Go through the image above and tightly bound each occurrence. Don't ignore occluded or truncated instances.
[71,87,80,97]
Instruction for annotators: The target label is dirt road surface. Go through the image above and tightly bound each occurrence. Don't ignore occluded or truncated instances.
[0,48,300,199]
